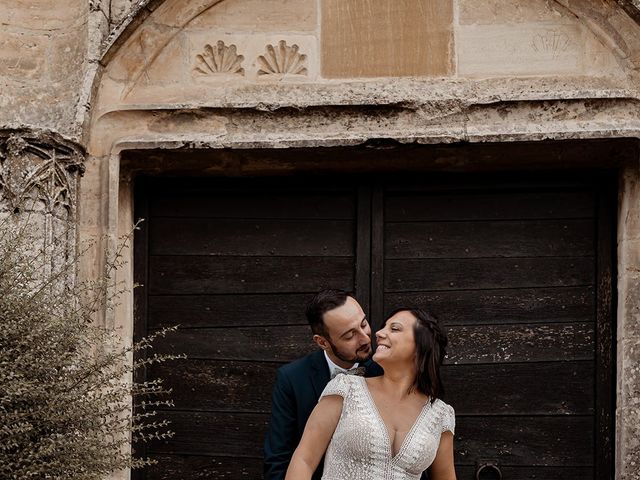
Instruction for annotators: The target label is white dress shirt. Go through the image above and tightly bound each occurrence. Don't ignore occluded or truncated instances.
[324,350,360,379]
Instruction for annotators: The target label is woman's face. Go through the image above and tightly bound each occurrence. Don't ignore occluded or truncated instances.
[373,310,417,365]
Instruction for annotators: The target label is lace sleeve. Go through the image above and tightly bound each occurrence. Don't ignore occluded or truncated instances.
[319,373,354,400]
[441,403,455,435]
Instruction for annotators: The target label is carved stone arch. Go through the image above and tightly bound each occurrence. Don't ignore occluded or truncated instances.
[98,0,640,68]
[86,0,640,128]
[98,0,228,96]
[617,0,640,25]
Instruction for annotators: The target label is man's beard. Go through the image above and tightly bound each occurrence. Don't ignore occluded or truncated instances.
[327,338,372,364]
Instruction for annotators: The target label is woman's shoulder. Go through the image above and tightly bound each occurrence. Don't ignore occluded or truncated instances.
[320,373,362,399]
[431,398,456,435]
[432,397,454,411]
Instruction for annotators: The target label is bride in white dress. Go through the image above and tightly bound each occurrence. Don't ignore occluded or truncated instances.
[285,308,457,480]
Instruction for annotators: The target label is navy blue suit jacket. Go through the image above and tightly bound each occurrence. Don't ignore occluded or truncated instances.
[263,349,383,480]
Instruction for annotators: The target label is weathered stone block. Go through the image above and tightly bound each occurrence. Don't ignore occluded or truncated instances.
[107,20,180,83]
[458,0,568,25]
[617,335,640,479]
[618,337,640,400]
[47,27,86,83]
[191,0,317,32]
[0,31,47,80]
[0,0,85,30]
[457,23,619,77]
[620,169,640,241]
[618,271,640,340]
[139,31,191,86]
[607,6,640,65]
[321,0,453,78]
[152,0,226,29]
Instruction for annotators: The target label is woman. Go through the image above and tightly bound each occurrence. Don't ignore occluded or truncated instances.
[285,308,456,480]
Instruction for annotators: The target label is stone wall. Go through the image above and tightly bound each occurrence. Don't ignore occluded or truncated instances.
[0,1,88,138]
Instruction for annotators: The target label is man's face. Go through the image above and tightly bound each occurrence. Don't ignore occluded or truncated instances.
[318,296,372,368]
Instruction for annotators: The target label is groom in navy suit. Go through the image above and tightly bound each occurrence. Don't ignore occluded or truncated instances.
[263,289,383,480]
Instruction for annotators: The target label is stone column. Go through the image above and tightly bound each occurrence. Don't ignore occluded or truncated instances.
[617,160,640,480]
[0,129,85,278]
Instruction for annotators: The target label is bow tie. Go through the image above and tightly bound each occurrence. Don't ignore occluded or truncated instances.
[331,366,366,379]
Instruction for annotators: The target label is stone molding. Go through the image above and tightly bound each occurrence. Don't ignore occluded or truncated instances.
[87,91,640,159]
[0,129,85,217]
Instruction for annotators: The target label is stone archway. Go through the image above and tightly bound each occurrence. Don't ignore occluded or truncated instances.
[82,1,640,479]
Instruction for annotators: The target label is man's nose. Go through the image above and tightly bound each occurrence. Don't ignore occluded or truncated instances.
[357,327,370,341]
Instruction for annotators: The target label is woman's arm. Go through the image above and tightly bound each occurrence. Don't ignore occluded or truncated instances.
[429,432,457,480]
[284,395,343,480]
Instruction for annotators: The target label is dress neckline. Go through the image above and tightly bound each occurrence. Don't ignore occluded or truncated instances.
[359,376,432,461]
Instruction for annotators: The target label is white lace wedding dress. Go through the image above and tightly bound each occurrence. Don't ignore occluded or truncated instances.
[319,374,455,480]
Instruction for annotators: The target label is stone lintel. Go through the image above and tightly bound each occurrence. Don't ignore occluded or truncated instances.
[88,96,640,158]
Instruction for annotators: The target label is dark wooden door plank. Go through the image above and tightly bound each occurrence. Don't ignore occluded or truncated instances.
[150,191,356,219]
[153,325,315,361]
[145,455,263,480]
[455,416,594,466]
[385,191,595,221]
[384,257,594,291]
[454,466,592,479]
[147,412,594,465]
[148,293,312,329]
[147,411,268,456]
[446,322,595,364]
[385,219,594,258]
[150,218,355,256]
[149,359,594,415]
[149,256,355,294]
[385,286,595,325]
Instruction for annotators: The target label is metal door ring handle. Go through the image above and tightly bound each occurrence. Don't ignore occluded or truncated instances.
[475,462,502,480]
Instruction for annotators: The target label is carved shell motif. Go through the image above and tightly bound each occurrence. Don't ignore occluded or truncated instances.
[194,41,245,75]
[258,40,307,76]
[531,31,570,56]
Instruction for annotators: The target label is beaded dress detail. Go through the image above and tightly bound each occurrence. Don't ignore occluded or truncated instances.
[319,374,455,480]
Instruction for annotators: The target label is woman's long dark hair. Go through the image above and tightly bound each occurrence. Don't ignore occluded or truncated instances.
[385,307,448,403]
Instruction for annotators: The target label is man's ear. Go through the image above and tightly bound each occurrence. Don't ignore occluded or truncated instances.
[313,334,329,350]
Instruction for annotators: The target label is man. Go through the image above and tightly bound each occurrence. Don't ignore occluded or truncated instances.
[263,289,383,480]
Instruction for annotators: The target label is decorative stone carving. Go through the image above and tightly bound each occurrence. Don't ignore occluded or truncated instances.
[531,30,571,57]
[0,129,85,279]
[257,40,308,76]
[0,130,85,217]
[193,41,245,76]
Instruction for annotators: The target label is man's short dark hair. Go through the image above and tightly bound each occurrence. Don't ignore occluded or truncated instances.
[305,289,350,337]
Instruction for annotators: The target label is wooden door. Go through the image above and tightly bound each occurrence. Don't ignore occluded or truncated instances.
[134,174,614,480]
